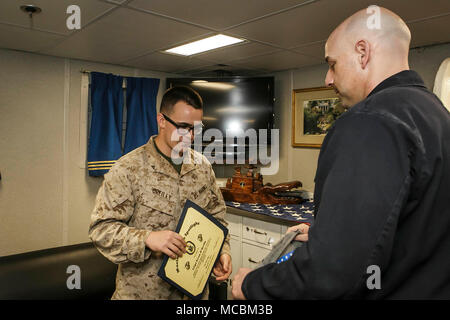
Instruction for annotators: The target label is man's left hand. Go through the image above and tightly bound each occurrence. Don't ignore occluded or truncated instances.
[232,267,252,300]
[213,253,232,281]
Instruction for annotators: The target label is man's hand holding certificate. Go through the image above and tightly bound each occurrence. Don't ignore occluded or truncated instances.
[213,253,232,281]
[145,230,187,259]
[158,200,229,299]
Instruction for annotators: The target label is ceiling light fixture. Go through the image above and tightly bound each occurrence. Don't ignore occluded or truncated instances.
[20,5,42,18]
[20,4,42,29]
[191,81,235,91]
[164,34,245,56]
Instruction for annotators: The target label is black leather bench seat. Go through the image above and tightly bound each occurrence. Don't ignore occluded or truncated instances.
[0,242,117,300]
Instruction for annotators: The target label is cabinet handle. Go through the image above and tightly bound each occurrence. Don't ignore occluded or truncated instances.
[248,258,261,264]
[254,229,267,235]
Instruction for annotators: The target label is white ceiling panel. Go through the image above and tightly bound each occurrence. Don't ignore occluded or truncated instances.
[0,0,448,75]
[382,0,450,22]
[101,0,129,4]
[194,42,280,64]
[230,50,323,72]
[0,0,115,35]
[226,0,450,49]
[40,7,212,64]
[226,0,377,48]
[0,24,65,52]
[409,14,450,48]
[124,52,211,73]
[128,0,315,30]
[292,40,326,60]
[179,64,263,77]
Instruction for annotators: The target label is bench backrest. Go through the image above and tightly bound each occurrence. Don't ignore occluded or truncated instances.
[0,242,117,300]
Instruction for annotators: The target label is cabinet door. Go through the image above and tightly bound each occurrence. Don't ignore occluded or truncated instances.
[242,217,282,248]
[242,242,271,269]
[229,237,242,277]
[225,213,242,238]
[227,237,242,299]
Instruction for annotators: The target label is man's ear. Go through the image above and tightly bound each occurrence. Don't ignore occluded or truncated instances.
[355,39,370,69]
[157,113,165,130]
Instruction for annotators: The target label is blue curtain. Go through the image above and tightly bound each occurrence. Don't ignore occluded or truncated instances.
[87,72,124,176]
[124,77,160,154]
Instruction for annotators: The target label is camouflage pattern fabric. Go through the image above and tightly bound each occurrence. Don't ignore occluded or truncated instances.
[89,135,230,300]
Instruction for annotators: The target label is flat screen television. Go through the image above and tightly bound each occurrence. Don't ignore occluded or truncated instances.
[166,77,274,147]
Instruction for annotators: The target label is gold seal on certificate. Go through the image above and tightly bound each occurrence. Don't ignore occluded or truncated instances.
[157,200,228,300]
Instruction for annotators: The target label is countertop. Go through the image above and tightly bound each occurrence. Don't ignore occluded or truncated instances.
[226,201,315,227]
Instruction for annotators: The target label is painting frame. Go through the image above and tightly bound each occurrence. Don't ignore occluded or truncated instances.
[292,86,342,148]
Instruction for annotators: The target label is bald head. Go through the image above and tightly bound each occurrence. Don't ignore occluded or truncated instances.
[329,7,411,57]
[325,6,411,107]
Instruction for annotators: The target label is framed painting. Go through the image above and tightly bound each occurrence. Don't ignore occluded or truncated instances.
[292,87,346,148]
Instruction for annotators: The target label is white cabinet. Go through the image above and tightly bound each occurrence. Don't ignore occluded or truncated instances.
[229,237,242,278]
[226,213,242,299]
[227,212,242,238]
[227,237,241,299]
[242,242,271,268]
[242,217,282,247]
[224,208,295,299]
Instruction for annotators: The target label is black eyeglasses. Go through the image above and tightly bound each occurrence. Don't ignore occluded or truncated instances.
[162,113,204,135]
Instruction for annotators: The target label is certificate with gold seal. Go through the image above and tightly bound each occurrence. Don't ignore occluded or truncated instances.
[157,200,228,300]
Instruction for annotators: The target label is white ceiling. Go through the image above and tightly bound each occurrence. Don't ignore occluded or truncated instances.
[0,0,449,76]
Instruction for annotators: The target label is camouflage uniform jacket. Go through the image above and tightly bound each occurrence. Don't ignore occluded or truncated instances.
[89,136,230,300]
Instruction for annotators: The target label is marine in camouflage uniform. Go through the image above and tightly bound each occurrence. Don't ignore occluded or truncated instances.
[89,135,230,300]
